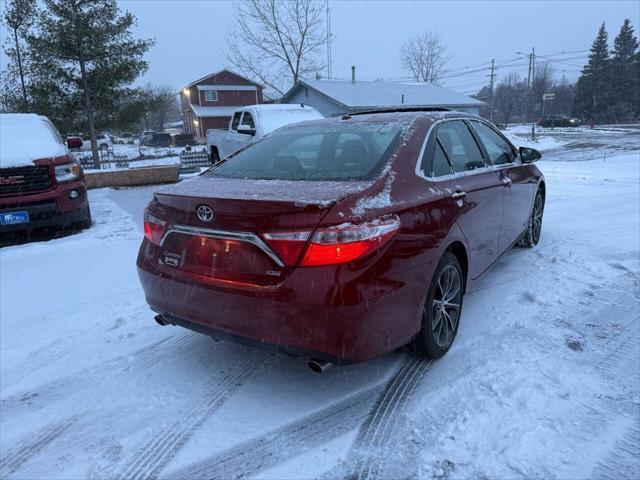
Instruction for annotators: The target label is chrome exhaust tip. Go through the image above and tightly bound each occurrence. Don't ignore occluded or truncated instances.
[307,359,333,374]
[154,314,168,326]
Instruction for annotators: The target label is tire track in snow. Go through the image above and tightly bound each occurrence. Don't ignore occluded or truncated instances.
[343,357,432,480]
[588,299,640,480]
[591,421,640,480]
[114,351,273,480]
[1,332,196,416]
[0,415,81,478]
[0,332,197,477]
[164,383,387,480]
[331,273,638,480]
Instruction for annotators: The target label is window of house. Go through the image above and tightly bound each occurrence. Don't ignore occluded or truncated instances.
[204,90,218,102]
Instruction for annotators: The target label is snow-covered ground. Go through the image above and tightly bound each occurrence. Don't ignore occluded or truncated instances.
[1,128,638,479]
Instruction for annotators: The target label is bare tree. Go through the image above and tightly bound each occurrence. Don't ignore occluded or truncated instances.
[141,84,179,131]
[495,73,521,126]
[400,32,450,83]
[532,61,555,117]
[225,0,327,96]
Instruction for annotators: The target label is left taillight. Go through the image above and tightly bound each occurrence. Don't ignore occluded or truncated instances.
[262,216,400,267]
[143,210,167,245]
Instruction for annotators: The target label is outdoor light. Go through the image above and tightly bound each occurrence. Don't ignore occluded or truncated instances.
[183,88,190,96]
[193,120,199,126]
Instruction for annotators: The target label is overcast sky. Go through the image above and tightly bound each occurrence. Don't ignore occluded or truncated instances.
[3,0,640,95]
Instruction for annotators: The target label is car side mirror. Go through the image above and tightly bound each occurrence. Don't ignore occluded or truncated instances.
[237,124,256,136]
[519,146,542,163]
[67,137,83,149]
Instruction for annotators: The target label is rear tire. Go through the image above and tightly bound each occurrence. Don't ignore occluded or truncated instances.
[412,251,464,359]
[518,189,544,248]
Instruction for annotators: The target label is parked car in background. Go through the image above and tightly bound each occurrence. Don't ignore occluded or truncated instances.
[0,114,91,234]
[206,104,323,162]
[137,130,155,145]
[73,132,113,151]
[138,110,545,371]
[110,132,130,145]
[171,133,195,147]
[538,114,580,128]
[141,132,171,147]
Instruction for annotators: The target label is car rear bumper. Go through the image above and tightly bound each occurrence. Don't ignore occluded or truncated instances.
[0,180,89,232]
[137,251,419,363]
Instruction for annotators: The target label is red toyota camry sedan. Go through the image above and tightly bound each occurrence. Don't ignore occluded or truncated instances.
[137,110,544,370]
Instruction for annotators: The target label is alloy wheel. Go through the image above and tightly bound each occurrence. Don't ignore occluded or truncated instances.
[431,264,462,348]
[532,193,544,244]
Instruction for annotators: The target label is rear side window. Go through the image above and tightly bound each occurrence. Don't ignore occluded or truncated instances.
[437,121,485,172]
[231,112,242,131]
[419,131,453,177]
[433,142,453,176]
[470,121,515,165]
[209,122,405,181]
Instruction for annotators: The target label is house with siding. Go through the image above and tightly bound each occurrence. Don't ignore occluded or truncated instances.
[280,78,484,117]
[180,69,263,140]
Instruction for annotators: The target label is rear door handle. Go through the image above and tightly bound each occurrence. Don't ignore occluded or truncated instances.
[451,190,466,200]
[501,177,513,187]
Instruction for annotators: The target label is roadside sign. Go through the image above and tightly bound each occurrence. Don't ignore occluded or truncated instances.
[543,93,555,100]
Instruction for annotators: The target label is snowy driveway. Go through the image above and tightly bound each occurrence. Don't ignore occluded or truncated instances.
[1,128,639,479]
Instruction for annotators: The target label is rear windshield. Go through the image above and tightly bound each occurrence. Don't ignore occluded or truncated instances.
[207,122,405,181]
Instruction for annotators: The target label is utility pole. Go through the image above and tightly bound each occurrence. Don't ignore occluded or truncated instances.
[326,1,332,80]
[531,47,536,141]
[488,58,496,121]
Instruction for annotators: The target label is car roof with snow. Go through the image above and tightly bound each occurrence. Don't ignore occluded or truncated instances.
[0,113,67,168]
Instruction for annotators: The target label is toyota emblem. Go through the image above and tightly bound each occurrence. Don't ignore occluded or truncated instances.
[196,204,214,222]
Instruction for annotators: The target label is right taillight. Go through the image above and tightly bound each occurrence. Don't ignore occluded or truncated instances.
[262,216,400,268]
[262,231,311,266]
[143,210,167,245]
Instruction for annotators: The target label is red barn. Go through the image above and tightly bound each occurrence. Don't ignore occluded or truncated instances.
[181,69,263,141]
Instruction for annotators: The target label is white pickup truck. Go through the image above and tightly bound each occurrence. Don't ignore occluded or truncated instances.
[206,104,323,162]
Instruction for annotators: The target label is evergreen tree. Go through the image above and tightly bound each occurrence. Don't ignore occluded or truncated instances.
[28,0,154,168]
[610,19,639,120]
[573,23,611,122]
[1,0,37,110]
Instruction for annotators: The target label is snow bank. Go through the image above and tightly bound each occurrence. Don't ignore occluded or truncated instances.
[503,125,569,151]
[0,113,67,168]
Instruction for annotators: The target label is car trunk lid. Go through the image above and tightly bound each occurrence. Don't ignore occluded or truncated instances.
[148,175,373,287]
